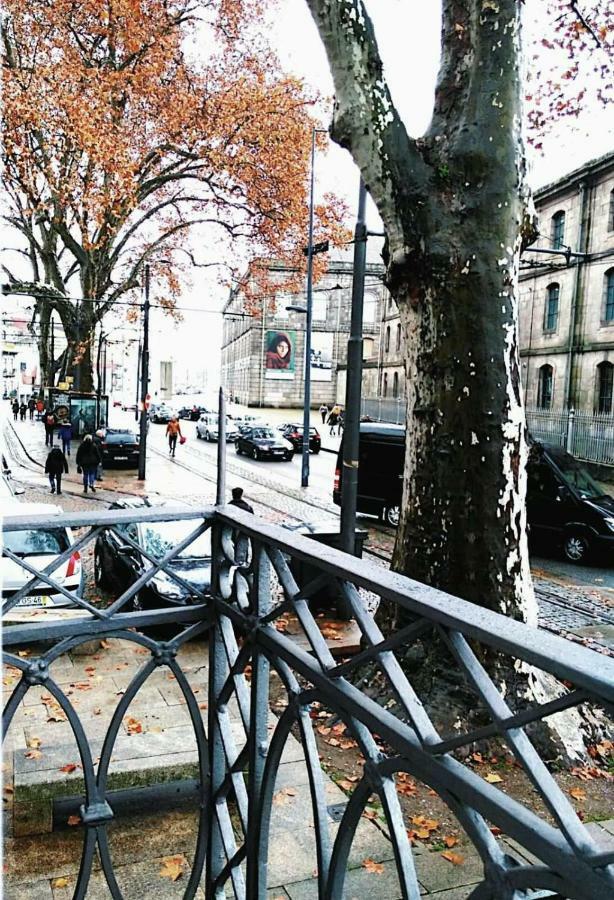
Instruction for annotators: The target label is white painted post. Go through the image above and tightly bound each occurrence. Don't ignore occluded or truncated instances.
[565,408,575,454]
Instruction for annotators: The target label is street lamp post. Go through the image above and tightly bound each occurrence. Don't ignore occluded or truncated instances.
[137,265,150,481]
[301,127,318,489]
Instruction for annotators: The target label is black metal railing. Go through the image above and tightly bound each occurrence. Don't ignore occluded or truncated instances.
[3,504,614,899]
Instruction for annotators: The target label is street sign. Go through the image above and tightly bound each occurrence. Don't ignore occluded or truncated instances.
[65,376,74,383]
[145,393,151,410]
[57,382,69,390]
[302,240,329,257]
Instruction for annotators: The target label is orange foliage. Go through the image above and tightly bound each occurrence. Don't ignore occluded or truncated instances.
[2,0,347,322]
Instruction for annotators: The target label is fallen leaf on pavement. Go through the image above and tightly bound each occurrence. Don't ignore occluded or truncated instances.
[568,787,586,800]
[337,780,355,791]
[442,851,465,865]
[273,787,297,806]
[27,737,42,749]
[93,707,101,716]
[198,703,208,710]
[24,749,42,760]
[361,858,384,874]
[444,836,459,848]
[485,773,503,784]
[52,877,70,889]
[100,640,112,649]
[59,763,78,774]
[159,854,185,882]
[67,815,81,826]
[125,716,143,735]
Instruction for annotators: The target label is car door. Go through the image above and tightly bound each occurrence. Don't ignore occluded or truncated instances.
[526,460,569,540]
[108,520,141,591]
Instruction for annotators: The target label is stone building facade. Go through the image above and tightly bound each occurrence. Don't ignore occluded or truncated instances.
[221,248,387,409]
[519,151,614,414]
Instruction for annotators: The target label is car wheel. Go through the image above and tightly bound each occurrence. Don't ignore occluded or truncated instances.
[251,447,259,461]
[94,547,110,589]
[383,504,401,528]
[563,531,590,564]
[312,447,320,454]
[284,452,293,461]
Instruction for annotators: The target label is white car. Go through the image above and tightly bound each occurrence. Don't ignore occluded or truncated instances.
[2,502,84,610]
[149,403,176,423]
[196,414,239,442]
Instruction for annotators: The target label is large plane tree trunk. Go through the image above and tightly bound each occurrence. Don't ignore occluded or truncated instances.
[305,0,601,758]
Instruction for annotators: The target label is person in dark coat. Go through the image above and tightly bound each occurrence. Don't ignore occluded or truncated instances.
[229,487,254,513]
[58,419,72,456]
[45,446,69,495]
[12,399,19,421]
[27,398,36,421]
[44,409,56,446]
[76,434,102,493]
[19,401,27,421]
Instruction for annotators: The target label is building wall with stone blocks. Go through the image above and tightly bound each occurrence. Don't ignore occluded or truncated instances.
[519,151,614,413]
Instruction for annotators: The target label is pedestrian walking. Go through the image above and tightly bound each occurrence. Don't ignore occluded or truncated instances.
[166,416,182,457]
[45,446,68,495]
[327,405,340,436]
[36,399,44,420]
[58,419,72,456]
[93,429,105,481]
[27,397,36,421]
[19,401,27,421]
[44,409,56,446]
[229,487,254,513]
[76,434,101,493]
[319,403,328,424]
[337,409,345,435]
[12,399,19,421]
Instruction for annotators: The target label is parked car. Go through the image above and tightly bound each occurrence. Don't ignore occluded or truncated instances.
[2,502,84,609]
[334,423,404,527]
[196,413,239,442]
[149,403,176,423]
[279,423,321,454]
[178,405,208,421]
[235,426,294,461]
[526,442,614,563]
[100,429,140,467]
[93,499,212,609]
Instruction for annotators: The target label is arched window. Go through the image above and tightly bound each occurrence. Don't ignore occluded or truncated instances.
[383,372,388,397]
[396,323,401,352]
[551,210,565,249]
[609,188,614,232]
[597,362,614,414]
[385,325,390,353]
[544,283,559,332]
[605,269,614,323]
[537,364,553,409]
[392,371,399,398]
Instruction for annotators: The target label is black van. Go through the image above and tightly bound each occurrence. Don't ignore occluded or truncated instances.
[527,442,614,563]
[334,427,614,563]
[333,423,405,527]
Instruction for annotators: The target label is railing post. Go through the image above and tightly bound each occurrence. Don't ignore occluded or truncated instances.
[206,518,227,898]
[245,540,271,897]
[566,408,575,454]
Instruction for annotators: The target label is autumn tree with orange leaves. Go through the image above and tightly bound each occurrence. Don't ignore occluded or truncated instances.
[1,0,346,391]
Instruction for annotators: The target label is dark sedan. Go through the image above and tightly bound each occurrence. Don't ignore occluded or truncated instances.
[178,405,209,421]
[94,499,212,610]
[235,427,294,461]
[279,424,321,454]
[100,429,140,467]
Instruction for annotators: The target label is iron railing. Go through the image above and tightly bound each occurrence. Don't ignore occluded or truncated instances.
[526,407,614,466]
[361,396,405,425]
[3,504,614,899]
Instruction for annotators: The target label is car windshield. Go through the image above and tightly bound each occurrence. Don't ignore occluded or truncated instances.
[141,521,212,559]
[105,431,138,443]
[4,528,69,556]
[551,453,605,500]
[253,429,276,439]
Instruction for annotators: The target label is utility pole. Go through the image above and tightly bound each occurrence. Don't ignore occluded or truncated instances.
[340,179,368,554]
[50,317,55,388]
[135,341,142,422]
[137,266,150,481]
[301,127,317,489]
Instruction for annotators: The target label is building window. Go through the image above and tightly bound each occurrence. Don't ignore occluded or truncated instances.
[551,210,565,249]
[537,365,553,409]
[609,189,614,232]
[383,372,388,397]
[605,269,614,323]
[392,372,399,398]
[395,323,401,352]
[385,325,390,353]
[544,283,559,332]
[597,362,613,414]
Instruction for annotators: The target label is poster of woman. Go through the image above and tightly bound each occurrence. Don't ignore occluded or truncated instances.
[265,330,295,379]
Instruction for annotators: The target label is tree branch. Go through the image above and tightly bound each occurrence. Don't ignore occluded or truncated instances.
[305,0,432,250]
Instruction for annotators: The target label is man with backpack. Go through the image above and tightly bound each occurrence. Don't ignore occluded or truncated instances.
[45,446,69,495]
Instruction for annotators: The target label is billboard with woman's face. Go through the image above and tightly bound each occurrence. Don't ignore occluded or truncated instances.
[265,330,295,379]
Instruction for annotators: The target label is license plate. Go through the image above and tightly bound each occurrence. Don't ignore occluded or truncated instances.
[115,455,128,460]
[15,596,53,607]
[274,450,284,455]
